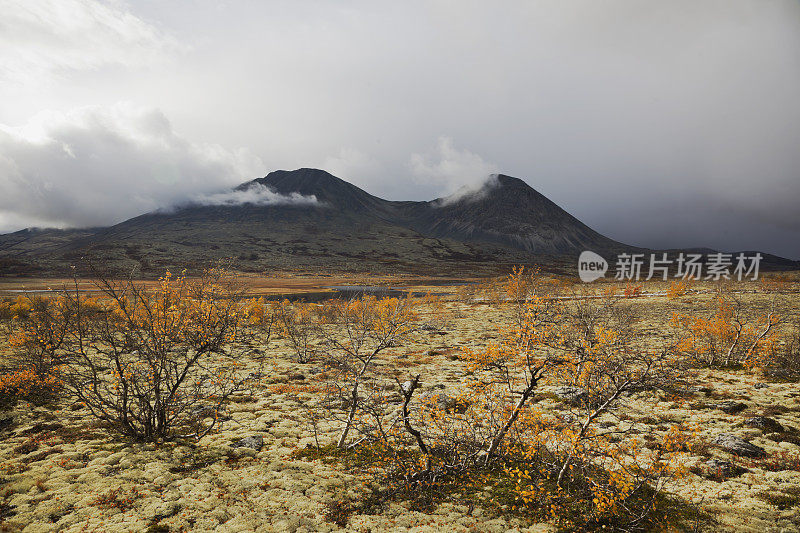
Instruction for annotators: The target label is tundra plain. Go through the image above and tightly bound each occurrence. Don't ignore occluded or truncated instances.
[1,272,799,532]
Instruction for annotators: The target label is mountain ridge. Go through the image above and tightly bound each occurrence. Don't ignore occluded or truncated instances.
[0,168,796,277]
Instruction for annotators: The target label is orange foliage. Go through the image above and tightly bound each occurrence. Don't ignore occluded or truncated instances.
[8,267,257,441]
[623,282,642,298]
[0,366,59,403]
[671,295,779,368]
[666,279,691,299]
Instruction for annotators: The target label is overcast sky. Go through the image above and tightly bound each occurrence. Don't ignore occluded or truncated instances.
[1,0,799,258]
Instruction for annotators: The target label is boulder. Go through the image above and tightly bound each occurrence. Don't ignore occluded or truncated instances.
[419,392,468,413]
[717,401,747,415]
[188,404,217,419]
[553,386,588,405]
[231,435,264,451]
[713,433,767,457]
[744,416,784,433]
[400,380,416,394]
[704,459,746,478]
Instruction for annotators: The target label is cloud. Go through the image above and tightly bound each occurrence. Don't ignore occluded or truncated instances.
[187,183,318,208]
[1,1,799,258]
[434,175,500,207]
[0,103,264,231]
[0,0,182,86]
[409,137,499,199]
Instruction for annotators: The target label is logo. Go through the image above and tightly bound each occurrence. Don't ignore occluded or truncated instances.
[578,251,608,282]
[577,251,762,282]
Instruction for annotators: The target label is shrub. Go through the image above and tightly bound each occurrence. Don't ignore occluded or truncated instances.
[243,297,279,347]
[623,282,642,298]
[671,292,780,368]
[314,294,418,448]
[0,367,59,409]
[667,279,691,299]
[0,298,12,321]
[761,316,800,379]
[274,300,318,363]
[1,294,73,408]
[301,272,695,530]
[9,268,259,441]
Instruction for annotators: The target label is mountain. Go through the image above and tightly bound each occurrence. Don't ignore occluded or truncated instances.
[251,168,388,213]
[399,175,624,254]
[0,169,794,277]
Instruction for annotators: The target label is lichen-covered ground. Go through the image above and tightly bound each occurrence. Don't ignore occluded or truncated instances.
[1,281,799,532]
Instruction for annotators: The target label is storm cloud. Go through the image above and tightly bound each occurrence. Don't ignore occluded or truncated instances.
[0,1,798,257]
[0,103,263,228]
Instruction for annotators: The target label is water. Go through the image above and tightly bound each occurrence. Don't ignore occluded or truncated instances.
[267,285,410,302]
[2,284,463,302]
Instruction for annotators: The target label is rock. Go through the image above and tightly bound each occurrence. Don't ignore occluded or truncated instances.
[400,380,416,394]
[188,404,216,418]
[744,416,784,433]
[754,382,768,389]
[713,433,767,457]
[717,400,747,415]
[419,392,468,413]
[704,459,746,478]
[231,435,264,451]
[553,386,588,405]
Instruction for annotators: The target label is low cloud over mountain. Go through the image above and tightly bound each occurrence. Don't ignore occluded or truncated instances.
[187,183,319,208]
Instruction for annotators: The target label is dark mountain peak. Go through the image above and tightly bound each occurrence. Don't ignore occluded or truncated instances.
[407,173,623,254]
[435,173,551,210]
[492,174,550,199]
[246,168,386,212]
[494,173,529,188]
[253,168,345,193]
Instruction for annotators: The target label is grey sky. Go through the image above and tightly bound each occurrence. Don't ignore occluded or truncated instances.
[1,0,798,258]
